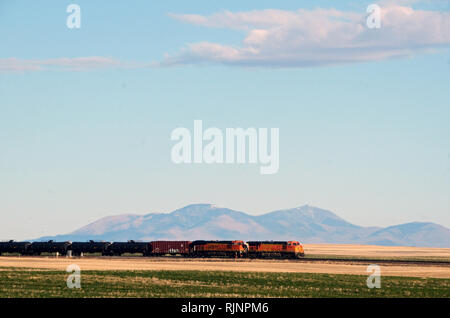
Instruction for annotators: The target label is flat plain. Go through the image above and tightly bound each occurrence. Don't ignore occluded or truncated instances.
[0,244,449,297]
[0,255,449,278]
[304,244,450,259]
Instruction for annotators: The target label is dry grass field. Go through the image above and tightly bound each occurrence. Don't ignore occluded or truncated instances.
[0,256,449,278]
[303,244,450,259]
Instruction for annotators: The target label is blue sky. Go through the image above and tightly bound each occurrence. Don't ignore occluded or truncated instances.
[0,0,449,240]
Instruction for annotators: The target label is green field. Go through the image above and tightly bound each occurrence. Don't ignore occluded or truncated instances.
[0,268,449,298]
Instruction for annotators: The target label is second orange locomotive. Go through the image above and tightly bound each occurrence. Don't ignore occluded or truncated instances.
[247,241,304,259]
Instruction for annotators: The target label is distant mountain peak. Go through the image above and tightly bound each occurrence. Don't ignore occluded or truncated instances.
[266,205,345,222]
[175,203,220,211]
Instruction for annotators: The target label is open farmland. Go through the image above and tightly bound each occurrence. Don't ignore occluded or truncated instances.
[303,244,450,261]
[0,244,449,297]
[0,268,449,298]
[0,256,449,278]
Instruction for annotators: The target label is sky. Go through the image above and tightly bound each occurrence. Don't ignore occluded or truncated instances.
[0,0,449,240]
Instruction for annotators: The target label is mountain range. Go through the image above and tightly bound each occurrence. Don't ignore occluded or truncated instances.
[36,204,450,247]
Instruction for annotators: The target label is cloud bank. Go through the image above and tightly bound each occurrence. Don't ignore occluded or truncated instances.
[2,3,448,72]
[165,4,450,67]
[0,57,136,73]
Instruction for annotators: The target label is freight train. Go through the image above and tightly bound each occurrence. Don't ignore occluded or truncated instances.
[0,239,305,259]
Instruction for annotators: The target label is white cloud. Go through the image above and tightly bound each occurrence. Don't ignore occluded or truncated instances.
[165,4,450,67]
[0,57,131,73]
[3,4,448,72]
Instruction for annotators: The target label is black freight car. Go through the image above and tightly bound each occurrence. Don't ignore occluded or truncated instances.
[28,240,71,256]
[69,241,111,256]
[0,240,31,255]
[104,240,151,256]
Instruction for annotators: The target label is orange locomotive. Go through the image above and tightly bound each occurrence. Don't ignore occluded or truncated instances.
[247,241,304,259]
[190,240,248,258]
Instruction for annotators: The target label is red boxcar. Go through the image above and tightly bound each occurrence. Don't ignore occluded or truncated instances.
[150,241,191,255]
